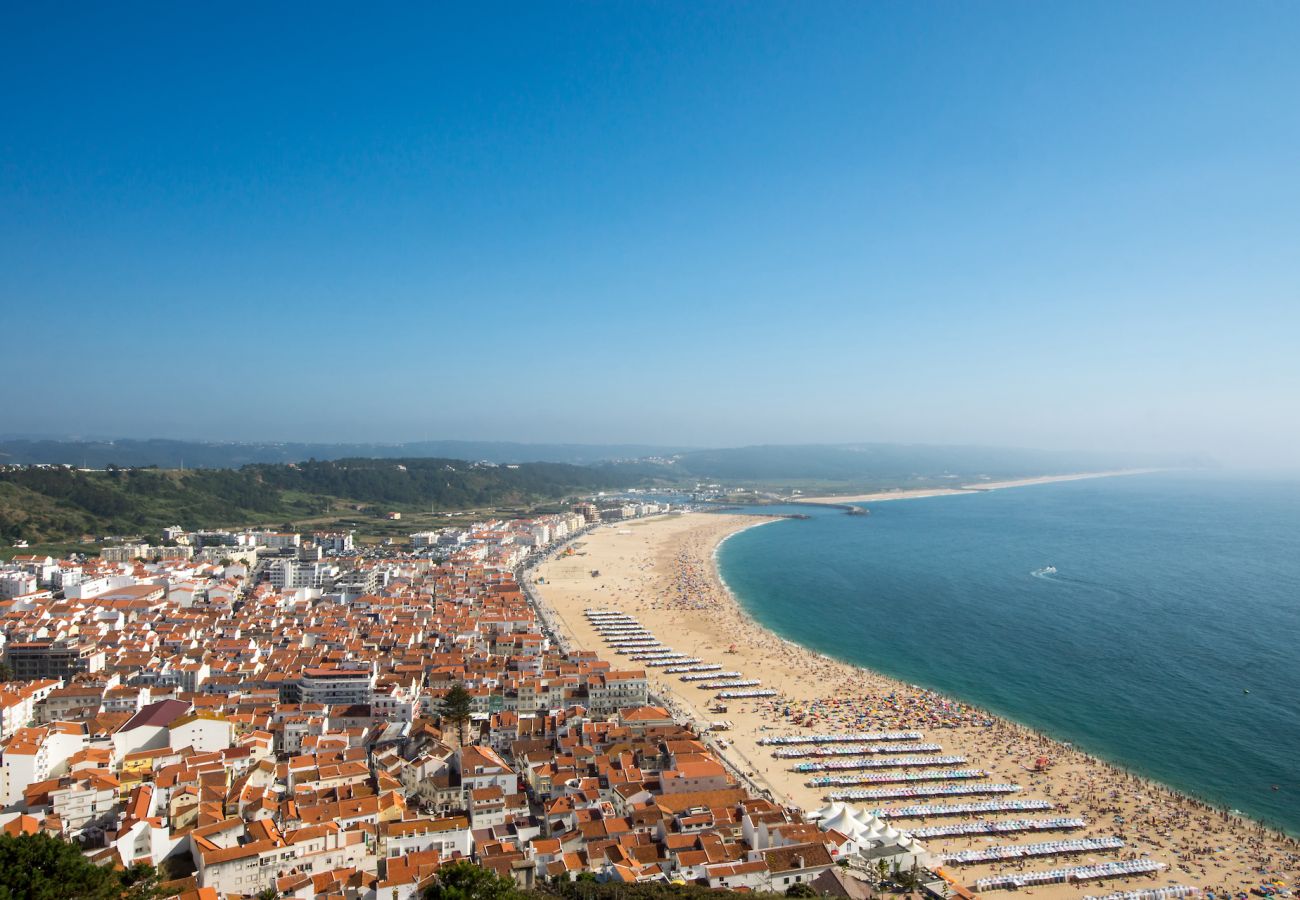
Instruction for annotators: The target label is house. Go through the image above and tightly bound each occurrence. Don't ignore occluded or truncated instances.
[168,713,233,754]
[758,842,837,891]
[112,699,192,760]
[380,816,473,860]
[455,745,517,797]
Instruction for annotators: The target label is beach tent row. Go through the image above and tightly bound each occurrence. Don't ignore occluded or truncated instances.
[1082,888,1200,900]
[943,836,1124,865]
[912,816,1086,839]
[759,730,922,745]
[873,799,1053,819]
[585,609,769,699]
[973,859,1165,891]
[829,782,1022,801]
[775,742,944,758]
[793,754,966,772]
[700,678,761,689]
[811,768,987,787]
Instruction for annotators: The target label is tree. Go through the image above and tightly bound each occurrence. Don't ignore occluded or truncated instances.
[422,860,519,900]
[120,862,160,900]
[786,883,818,897]
[892,860,923,893]
[255,889,280,900]
[441,682,473,746]
[0,832,141,899]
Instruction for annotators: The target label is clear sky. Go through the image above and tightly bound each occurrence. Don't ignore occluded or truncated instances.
[3,3,1297,466]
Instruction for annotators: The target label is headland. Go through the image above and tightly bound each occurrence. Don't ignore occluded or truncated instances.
[795,469,1164,506]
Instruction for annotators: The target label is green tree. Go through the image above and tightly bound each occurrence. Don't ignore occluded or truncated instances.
[255,888,280,900]
[422,860,519,900]
[893,860,923,893]
[0,832,137,900]
[441,683,473,746]
[120,862,160,900]
[786,883,818,897]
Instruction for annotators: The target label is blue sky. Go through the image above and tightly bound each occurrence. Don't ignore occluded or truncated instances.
[2,3,1297,465]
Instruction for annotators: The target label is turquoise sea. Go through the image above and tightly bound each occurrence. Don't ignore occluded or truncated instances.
[716,472,1300,835]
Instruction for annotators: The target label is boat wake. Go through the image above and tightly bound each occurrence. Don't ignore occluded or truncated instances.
[1031,566,1058,579]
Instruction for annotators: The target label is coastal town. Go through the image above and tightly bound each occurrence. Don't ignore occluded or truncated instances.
[0,498,859,898]
[8,0,1300,896]
[0,497,1295,900]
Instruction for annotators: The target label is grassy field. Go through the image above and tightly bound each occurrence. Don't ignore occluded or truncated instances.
[0,541,102,561]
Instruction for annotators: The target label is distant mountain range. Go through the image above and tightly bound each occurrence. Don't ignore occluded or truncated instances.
[0,436,1208,486]
[0,438,690,469]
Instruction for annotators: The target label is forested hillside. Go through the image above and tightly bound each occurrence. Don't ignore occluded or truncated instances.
[0,458,638,544]
[247,457,637,507]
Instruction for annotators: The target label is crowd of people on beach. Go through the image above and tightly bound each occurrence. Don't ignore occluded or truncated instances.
[545,515,1299,898]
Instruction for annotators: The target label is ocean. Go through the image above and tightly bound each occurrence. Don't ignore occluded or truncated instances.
[716,472,1300,835]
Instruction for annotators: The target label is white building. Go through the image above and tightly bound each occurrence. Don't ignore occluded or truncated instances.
[268,560,339,590]
[296,667,375,706]
[257,532,301,550]
[167,713,233,753]
[111,699,192,762]
[0,573,38,600]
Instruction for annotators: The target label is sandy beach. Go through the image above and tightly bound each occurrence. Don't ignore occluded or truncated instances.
[796,470,1164,505]
[533,510,1298,899]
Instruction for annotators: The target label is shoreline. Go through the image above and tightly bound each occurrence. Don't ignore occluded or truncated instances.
[531,509,1298,898]
[709,529,1288,835]
[794,469,1164,505]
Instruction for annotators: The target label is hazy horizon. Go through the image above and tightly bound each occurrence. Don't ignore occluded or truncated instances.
[4,4,1298,468]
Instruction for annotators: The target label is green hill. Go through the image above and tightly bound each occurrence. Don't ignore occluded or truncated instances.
[0,458,638,545]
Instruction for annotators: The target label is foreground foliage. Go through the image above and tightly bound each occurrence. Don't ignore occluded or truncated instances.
[0,833,157,900]
[423,861,792,900]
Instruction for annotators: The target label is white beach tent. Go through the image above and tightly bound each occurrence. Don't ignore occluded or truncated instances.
[812,801,845,822]
[823,807,869,841]
[852,807,875,825]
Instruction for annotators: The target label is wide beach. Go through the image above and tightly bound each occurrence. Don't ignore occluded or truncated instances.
[796,470,1165,505]
[532,509,1299,899]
